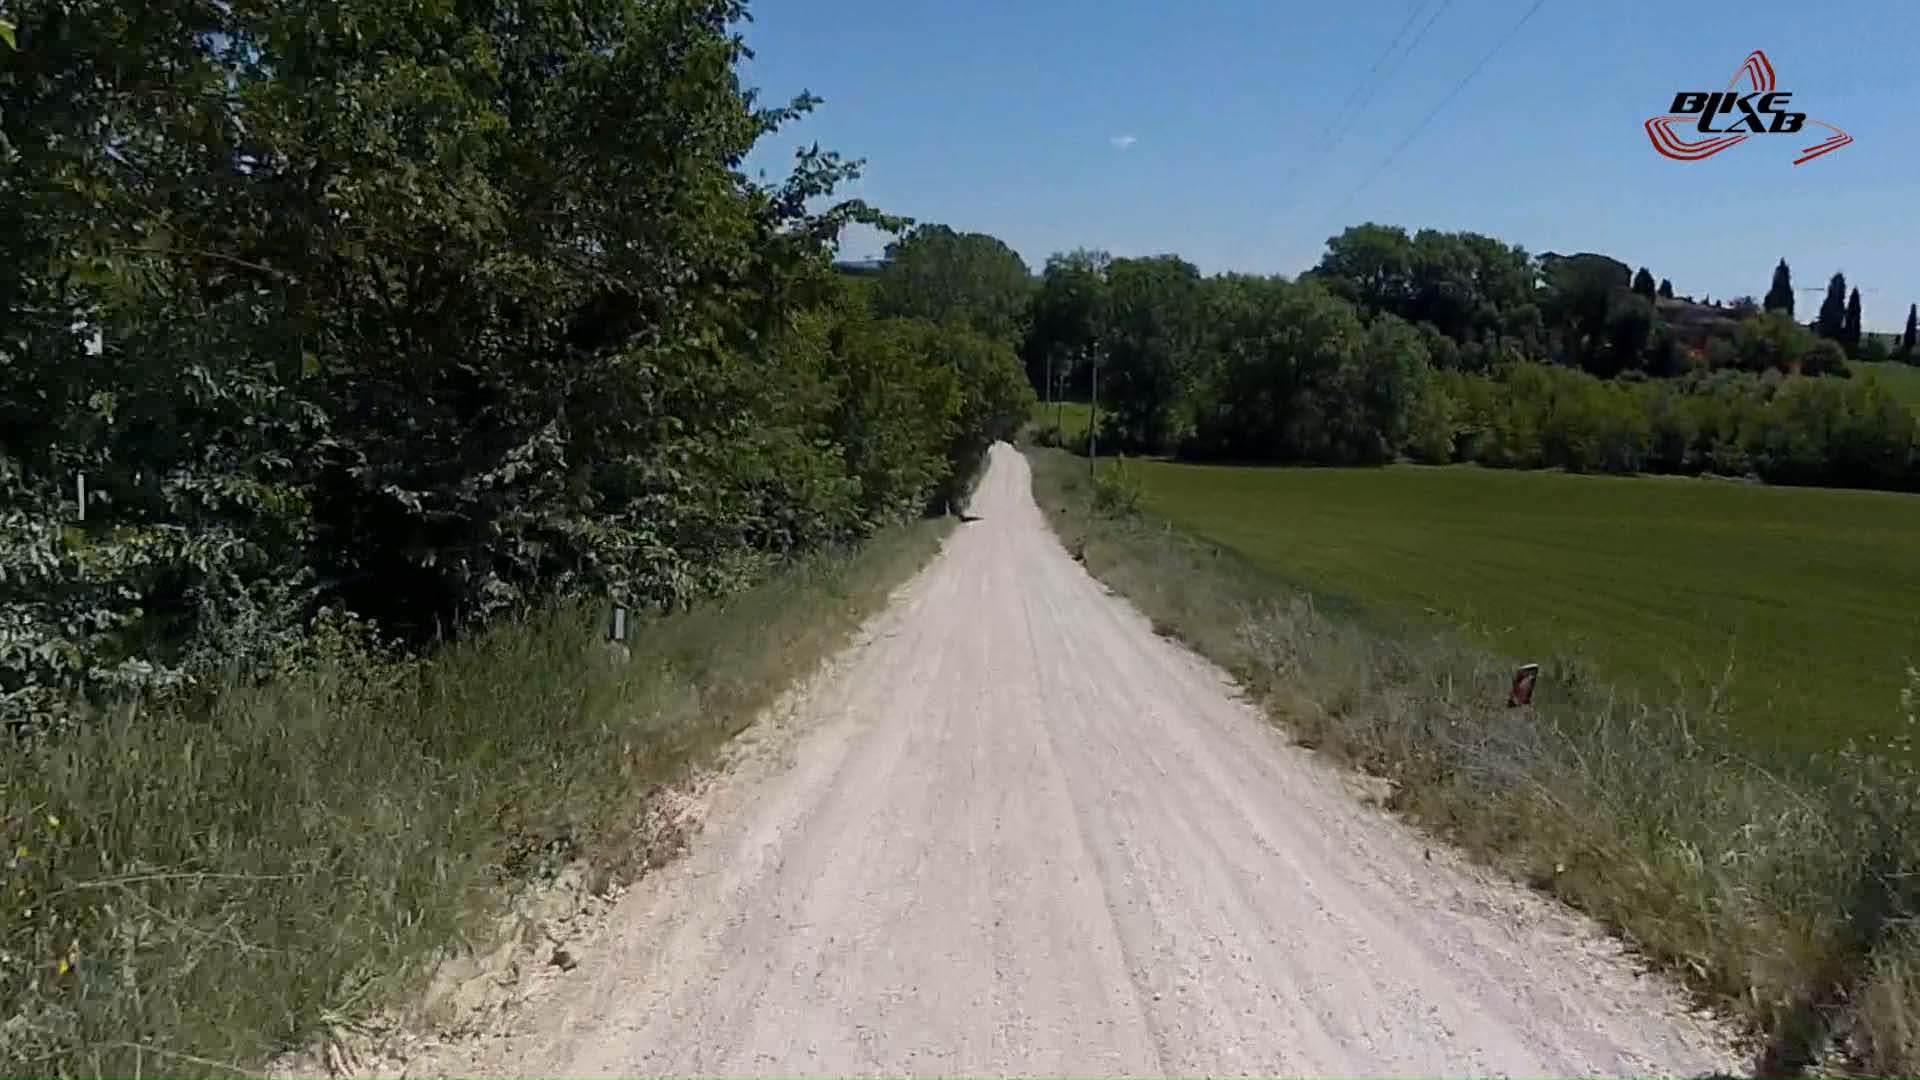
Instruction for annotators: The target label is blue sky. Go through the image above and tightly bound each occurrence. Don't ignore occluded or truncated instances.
[738,2,1919,330]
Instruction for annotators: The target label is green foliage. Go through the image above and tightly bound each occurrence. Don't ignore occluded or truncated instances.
[1820,272,1850,342]
[1728,310,1846,375]
[1427,362,1916,488]
[1539,252,1631,372]
[0,2,1023,728]
[1186,277,1427,464]
[1767,257,1795,315]
[1017,224,1912,494]
[1851,360,1920,415]
[1091,457,1145,516]
[872,224,1033,345]
[1022,249,1109,398]
[1632,266,1656,300]
[1311,223,1540,371]
[0,517,949,1076]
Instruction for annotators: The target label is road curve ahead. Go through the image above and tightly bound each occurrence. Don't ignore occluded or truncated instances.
[438,443,1738,1078]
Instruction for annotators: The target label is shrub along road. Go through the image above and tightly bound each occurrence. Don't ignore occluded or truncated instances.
[409,444,1738,1077]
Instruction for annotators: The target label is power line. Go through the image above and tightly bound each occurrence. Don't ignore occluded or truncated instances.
[1273,0,1456,213]
[1319,0,1433,141]
[1325,0,1549,223]
[1340,0,1455,145]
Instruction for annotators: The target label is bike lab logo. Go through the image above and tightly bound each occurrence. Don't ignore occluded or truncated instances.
[1645,50,1851,165]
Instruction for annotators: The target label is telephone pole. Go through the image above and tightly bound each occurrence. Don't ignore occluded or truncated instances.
[1044,349,1052,428]
[1087,344,1099,482]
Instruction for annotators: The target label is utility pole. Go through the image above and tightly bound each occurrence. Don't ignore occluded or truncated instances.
[1054,350,1064,433]
[1088,344,1099,482]
[1044,349,1053,427]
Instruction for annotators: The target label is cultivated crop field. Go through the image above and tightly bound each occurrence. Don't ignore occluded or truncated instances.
[1131,460,1920,754]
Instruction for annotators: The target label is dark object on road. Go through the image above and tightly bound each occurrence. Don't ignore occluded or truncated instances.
[1508,663,1540,707]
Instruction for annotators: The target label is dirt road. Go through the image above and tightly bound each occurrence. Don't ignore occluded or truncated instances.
[423,443,1739,1077]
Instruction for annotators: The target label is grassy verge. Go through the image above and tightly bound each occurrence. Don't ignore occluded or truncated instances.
[1029,400,1095,446]
[2,519,949,1077]
[1126,458,1920,756]
[1030,446,1920,1076]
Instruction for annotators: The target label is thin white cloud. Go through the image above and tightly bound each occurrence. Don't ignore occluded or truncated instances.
[1109,134,1138,150]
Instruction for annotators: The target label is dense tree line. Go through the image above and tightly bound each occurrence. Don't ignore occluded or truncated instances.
[1018,224,1919,490]
[0,1,1032,728]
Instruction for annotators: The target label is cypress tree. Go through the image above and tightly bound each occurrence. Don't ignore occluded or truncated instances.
[1817,272,1847,340]
[1764,258,1794,315]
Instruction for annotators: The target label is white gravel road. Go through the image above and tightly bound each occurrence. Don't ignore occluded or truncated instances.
[421,443,1741,1078]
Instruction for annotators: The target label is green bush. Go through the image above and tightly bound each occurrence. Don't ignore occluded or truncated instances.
[0,1,1033,730]
[1092,457,1146,516]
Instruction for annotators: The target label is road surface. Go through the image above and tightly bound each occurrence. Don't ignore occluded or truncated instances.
[421,443,1738,1078]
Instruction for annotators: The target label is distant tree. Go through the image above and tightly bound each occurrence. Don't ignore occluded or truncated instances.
[1633,267,1657,300]
[1022,249,1110,397]
[1658,278,1675,299]
[1843,288,1864,353]
[873,225,1034,345]
[1904,303,1918,356]
[1603,291,1657,375]
[1099,255,1204,453]
[1539,252,1630,372]
[1312,223,1414,313]
[1817,272,1848,341]
[1765,258,1794,315]
[1729,296,1760,315]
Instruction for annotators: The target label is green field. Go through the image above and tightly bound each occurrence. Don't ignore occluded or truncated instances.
[1031,399,1095,441]
[1132,460,1920,753]
[1850,358,1920,415]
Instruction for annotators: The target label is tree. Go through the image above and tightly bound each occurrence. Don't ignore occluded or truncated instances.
[1312,223,1415,314]
[1843,288,1864,353]
[1903,303,1917,357]
[0,0,1034,726]
[1022,249,1109,398]
[1817,272,1848,341]
[1539,253,1630,372]
[1187,278,1428,464]
[1312,224,1538,366]
[1765,258,1795,315]
[872,225,1033,345]
[1633,267,1657,300]
[1658,278,1675,300]
[1603,291,1657,376]
[1099,255,1203,453]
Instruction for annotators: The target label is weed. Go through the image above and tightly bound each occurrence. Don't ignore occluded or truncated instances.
[0,520,948,1077]
[1026,444,1920,1075]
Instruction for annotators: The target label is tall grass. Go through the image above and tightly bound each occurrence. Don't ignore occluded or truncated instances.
[0,519,948,1077]
[1028,446,1920,1076]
